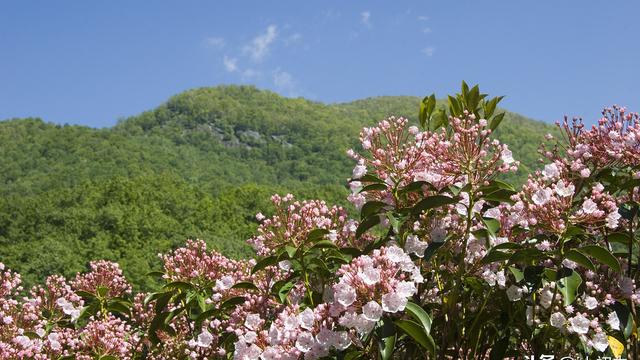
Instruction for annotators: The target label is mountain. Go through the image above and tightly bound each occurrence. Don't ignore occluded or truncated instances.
[0,85,557,289]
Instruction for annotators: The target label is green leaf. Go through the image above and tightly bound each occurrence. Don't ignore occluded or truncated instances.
[307,228,330,242]
[557,269,582,306]
[543,268,557,281]
[154,292,173,313]
[482,218,500,236]
[361,201,387,219]
[564,249,595,271]
[412,195,456,215]
[343,351,363,360]
[96,285,109,298]
[608,232,632,246]
[310,240,339,250]
[492,242,522,251]
[489,112,505,131]
[76,290,96,300]
[404,302,432,334]
[231,281,259,291]
[378,318,397,360]
[356,215,380,238]
[163,281,195,291]
[277,282,295,303]
[146,270,165,277]
[580,245,621,272]
[284,245,298,258]
[355,174,384,183]
[482,250,512,264]
[360,183,387,193]
[448,95,462,117]
[491,179,515,192]
[251,255,278,274]
[196,294,206,312]
[195,308,218,329]
[394,319,436,354]
[423,241,444,261]
[398,181,432,195]
[509,266,524,282]
[219,296,246,311]
[482,188,516,203]
[430,109,448,131]
[419,98,428,129]
[107,299,131,315]
[509,248,546,264]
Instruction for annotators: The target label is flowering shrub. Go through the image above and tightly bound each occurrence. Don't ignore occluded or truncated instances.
[1,82,639,359]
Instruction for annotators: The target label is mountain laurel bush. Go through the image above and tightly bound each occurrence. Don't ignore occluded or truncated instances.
[1,83,639,359]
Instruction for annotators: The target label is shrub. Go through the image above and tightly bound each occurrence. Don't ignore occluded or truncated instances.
[1,83,639,359]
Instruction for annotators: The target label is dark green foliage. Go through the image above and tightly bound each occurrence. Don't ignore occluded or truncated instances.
[0,85,555,290]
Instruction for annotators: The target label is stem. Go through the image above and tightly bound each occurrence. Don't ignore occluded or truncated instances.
[300,253,314,307]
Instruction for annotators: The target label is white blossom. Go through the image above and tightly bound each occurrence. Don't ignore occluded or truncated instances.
[591,332,609,352]
[607,311,620,330]
[501,148,515,164]
[196,329,213,348]
[542,163,560,179]
[555,180,575,197]
[506,285,524,301]
[362,301,382,321]
[550,312,566,328]
[334,282,357,307]
[569,313,590,334]
[298,308,315,330]
[381,292,407,313]
[532,188,553,205]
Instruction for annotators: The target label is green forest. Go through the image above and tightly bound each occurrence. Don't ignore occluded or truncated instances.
[0,85,557,290]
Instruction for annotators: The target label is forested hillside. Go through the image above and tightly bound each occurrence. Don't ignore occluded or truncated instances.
[0,85,557,289]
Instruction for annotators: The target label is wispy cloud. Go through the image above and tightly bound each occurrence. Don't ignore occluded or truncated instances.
[243,25,278,62]
[284,33,302,46]
[422,27,432,34]
[241,68,261,81]
[223,55,238,72]
[205,37,225,49]
[421,47,435,57]
[273,69,297,96]
[417,15,429,21]
[361,11,372,28]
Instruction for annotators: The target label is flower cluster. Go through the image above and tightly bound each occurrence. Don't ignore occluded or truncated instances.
[161,239,251,286]
[232,304,350,360]
[2,93,640,359]
[248,194,371,255]
[71,260,132,298]
[332,246,422,333]
[347,114,518,210]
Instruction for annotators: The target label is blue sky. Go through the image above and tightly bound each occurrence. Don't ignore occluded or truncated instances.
[1,1,638,128]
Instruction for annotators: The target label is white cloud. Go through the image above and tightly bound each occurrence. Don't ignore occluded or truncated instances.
[241,68,261,81]
[417,15,429,21]
[422,27,432,34]
[273,69,297,96]
[243,25,278,62]
[284,33,302,46]
[205,37,225,49]
[223,55,238,72]
[361,11,371,28]
[421,47,435,57]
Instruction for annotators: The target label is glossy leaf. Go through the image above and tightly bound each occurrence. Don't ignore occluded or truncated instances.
[412,195,456,215]
[395,320,436,354]
[580,245,621,272]
[557,269,582,306]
